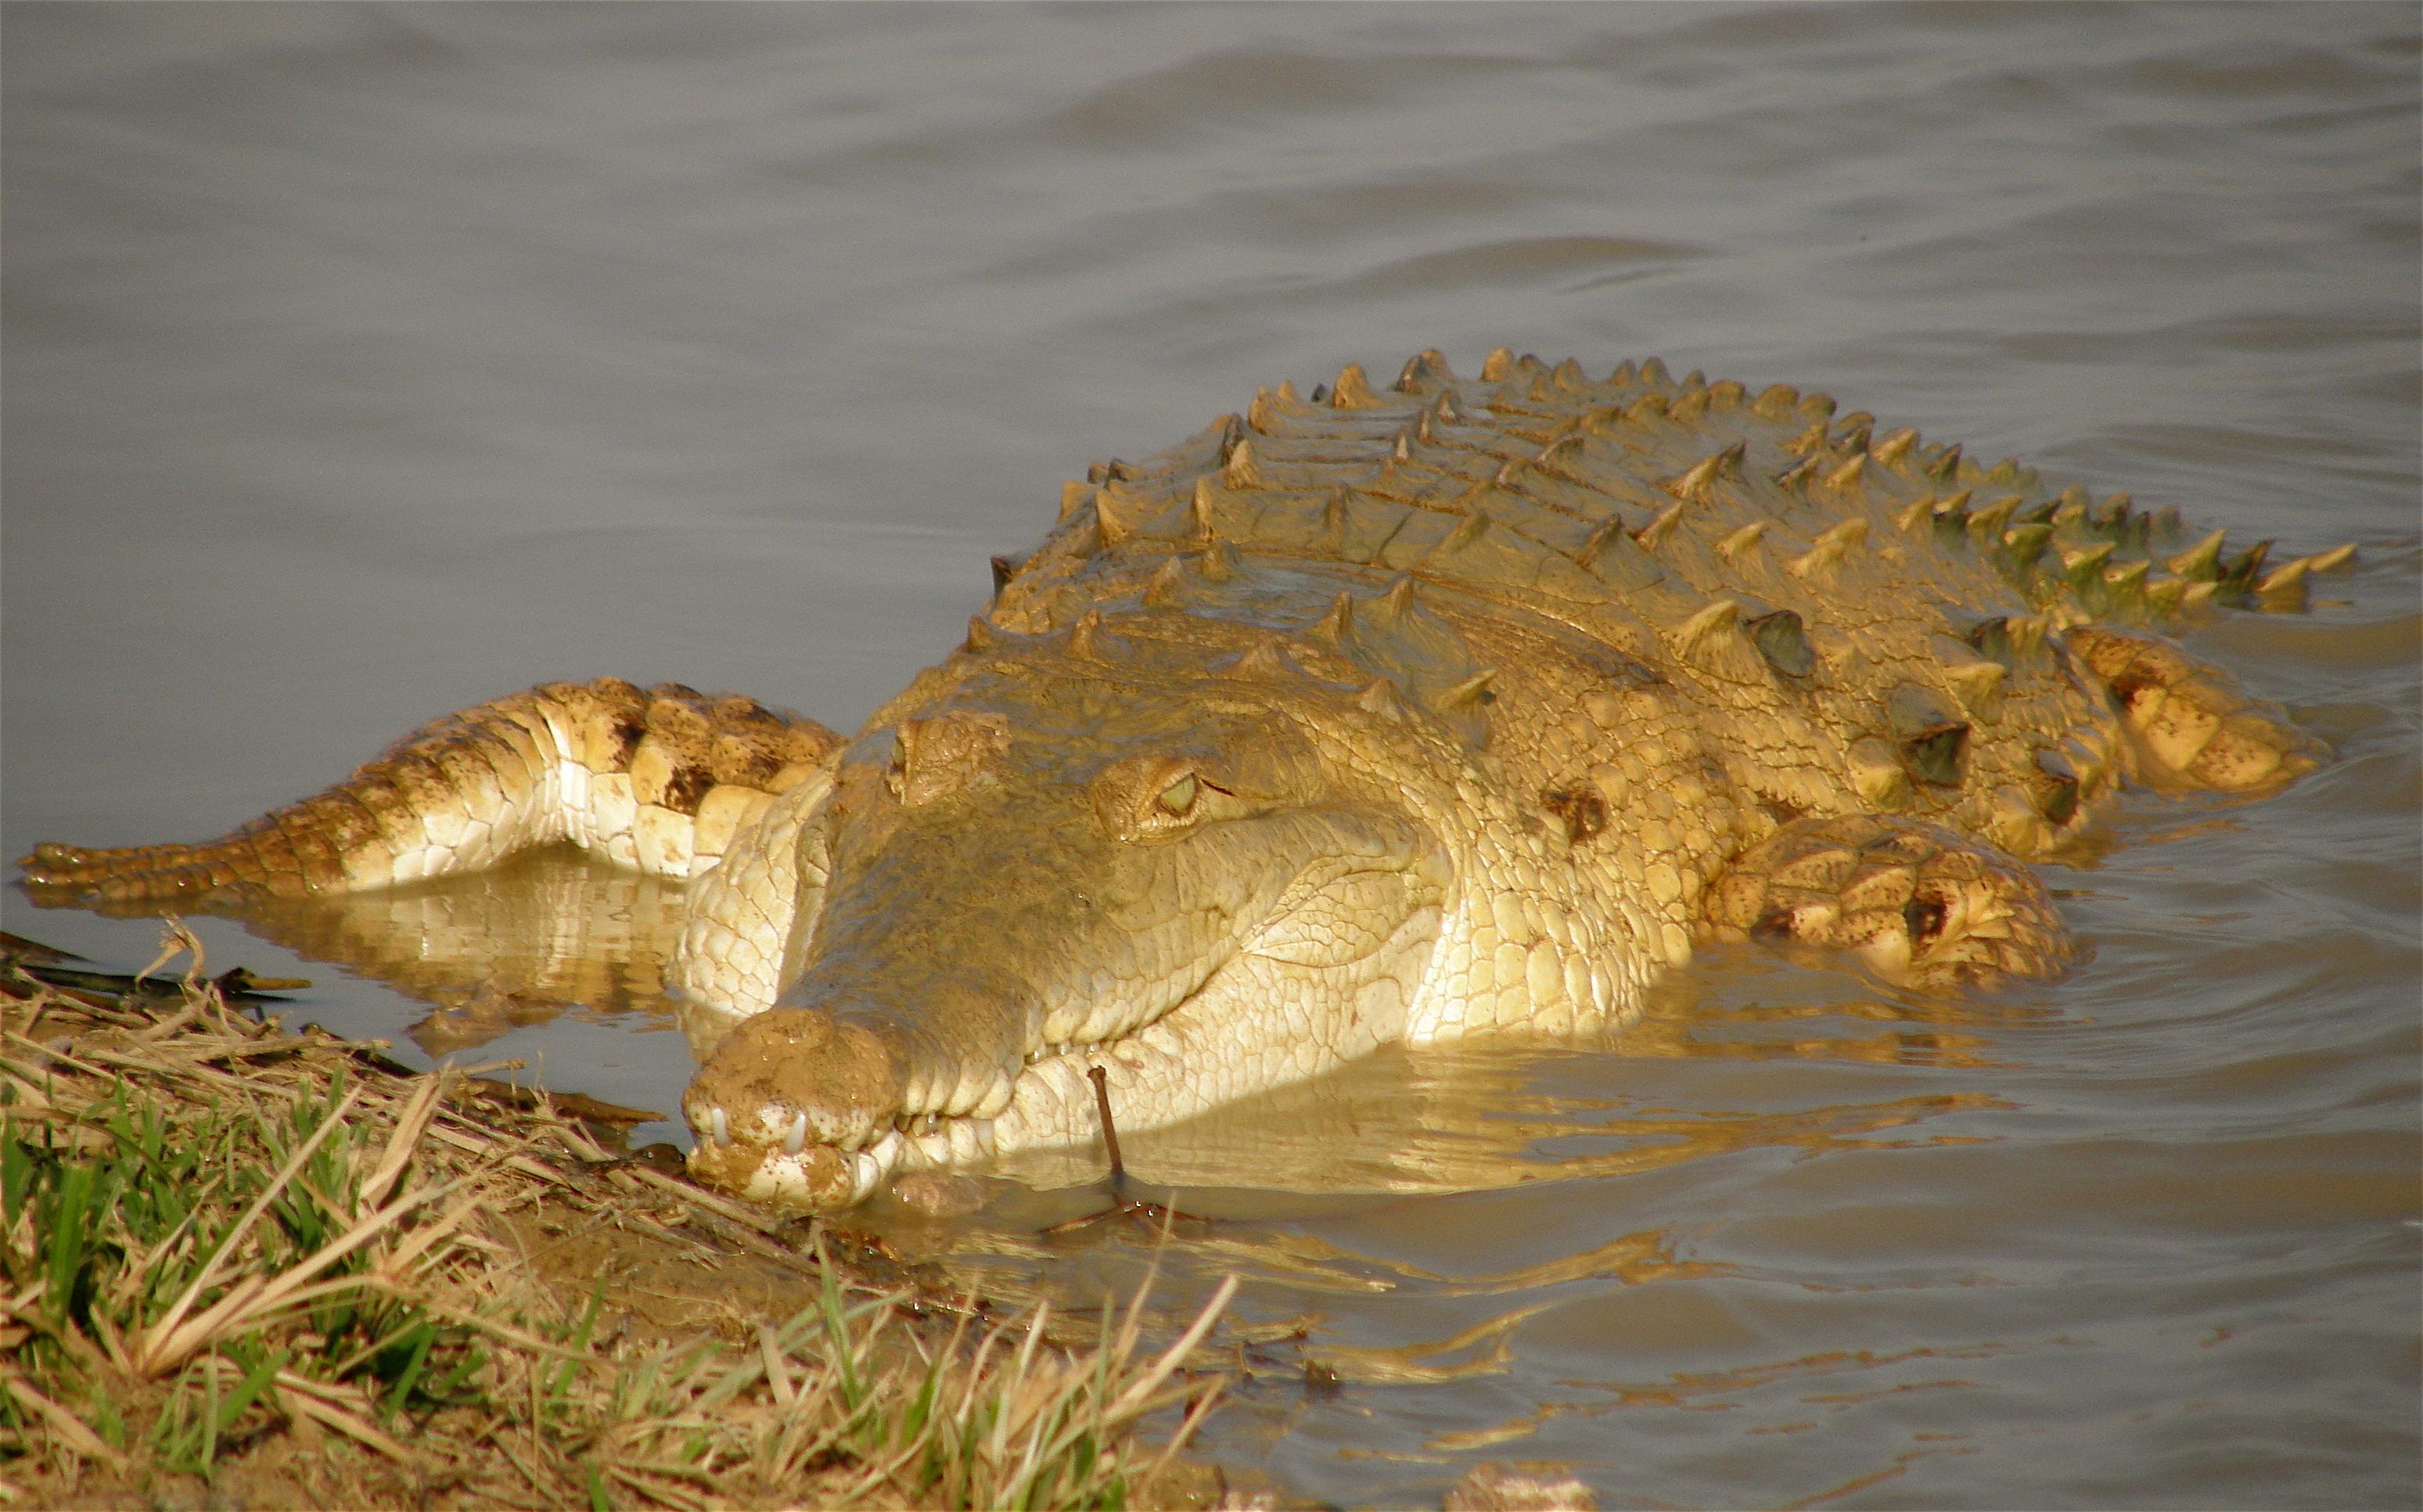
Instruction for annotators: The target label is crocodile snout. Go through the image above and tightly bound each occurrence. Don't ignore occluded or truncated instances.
[683,1005,901,1156]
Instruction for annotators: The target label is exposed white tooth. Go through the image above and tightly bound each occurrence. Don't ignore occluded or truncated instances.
[851,1150,881,1198]
[709,1105,729,1145]
[783,1112,809,1155]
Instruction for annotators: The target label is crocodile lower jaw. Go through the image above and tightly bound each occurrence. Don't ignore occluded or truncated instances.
[685,1028,1185,1210]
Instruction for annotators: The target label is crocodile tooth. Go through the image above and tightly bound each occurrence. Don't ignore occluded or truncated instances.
[708,1105,729,1146]
[782,1112,809,1155]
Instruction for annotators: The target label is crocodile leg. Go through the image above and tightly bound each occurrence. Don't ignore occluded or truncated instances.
[17,679,839,906]
[1700,814,2071,989]
[2064,627,2326,792]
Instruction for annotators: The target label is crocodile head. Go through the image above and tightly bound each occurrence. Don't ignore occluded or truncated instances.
[681,664,1452,1209]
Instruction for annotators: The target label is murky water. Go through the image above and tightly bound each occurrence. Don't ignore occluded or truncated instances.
[6,5,2417,1506]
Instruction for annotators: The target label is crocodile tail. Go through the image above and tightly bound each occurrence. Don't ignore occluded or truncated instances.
[17,679,841,907]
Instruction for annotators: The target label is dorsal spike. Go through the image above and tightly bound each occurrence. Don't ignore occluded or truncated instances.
[2217,541,2273,592]
[2141,576,2189,617]
[2051,484,2090,524]
[1274,378,1300,404]
[1141,555,1189,608]
[2102,557,2152,602]
[1638,357,1671,386]
[1355,677,1409,724]
[1775,454,1823,490]
[1059,479,1092,521]
[2059,541,2118,591]
[1433,670,1495,711]
[1198,538,1242,583]
[1391,427,1417,464]
[1798,392,1837,420]
[1965,494,2023,538]
[1331,362,1381,409]
[1669,388,1710,422]
[1999,523,2055,573]
[1608,358,1638,386]
[1871,428,1918,465]
[1709,378,1746,407]
[1094,483,1150,545]
[1189,476,1220,541]
[2306,542,2359,573]
[1395,349,1456,393]
[965,616,1000,653]
[1435,511,1492,558]
[1787,518,1869,580]
[1552,357,1587,390]
[1671,598,1746,667]
[1821,453,1867,492]
[1752,382,1800,418]
[1068,610,1106,661]
[1226,637,1299,683]
[1924,444,1964,483]
[1945,659,2008,719]
[1893,496,1939,533]
[1716,521,1769,562]
[1744,609,1815,677]
[1246,388,1278,433]
[1682,368,1706,388]
[1889,684,1970,787]
[990,553,1023,598]
[1224,436,1267,489]
[2167,528,2227,580]
[1671,440,1746,501]
[1320,487,1351,552]
[1479,346,1518,382]
[1308,590,1357,648]
[1374,574,1418,623]
[1624,392,1669,422]
[1634,501,1688,552]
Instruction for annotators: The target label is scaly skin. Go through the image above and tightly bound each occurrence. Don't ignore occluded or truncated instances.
[20,349,2349,1211]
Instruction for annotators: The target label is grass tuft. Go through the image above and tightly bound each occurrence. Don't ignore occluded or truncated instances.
[1,930,1232,1508]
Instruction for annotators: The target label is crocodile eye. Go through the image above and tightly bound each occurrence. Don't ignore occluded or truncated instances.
[1156,774,1199,816]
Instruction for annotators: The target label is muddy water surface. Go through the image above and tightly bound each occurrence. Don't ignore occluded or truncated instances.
[5,5,2418,1507]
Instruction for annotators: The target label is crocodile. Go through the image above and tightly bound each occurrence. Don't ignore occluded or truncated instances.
[20,349,2353,1212]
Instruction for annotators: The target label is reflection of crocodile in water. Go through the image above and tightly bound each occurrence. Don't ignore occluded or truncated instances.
[22,350,2353,1211]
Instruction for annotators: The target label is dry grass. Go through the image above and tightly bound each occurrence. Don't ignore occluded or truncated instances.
[0,927,1234,1509]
